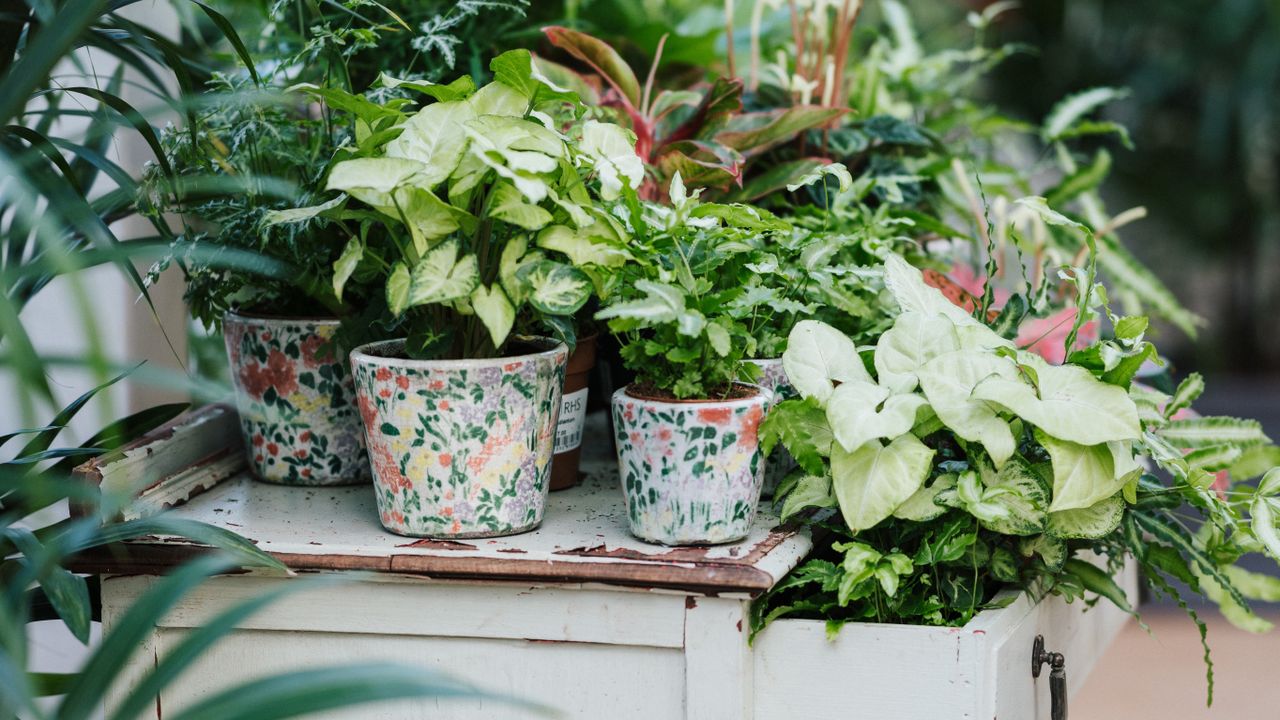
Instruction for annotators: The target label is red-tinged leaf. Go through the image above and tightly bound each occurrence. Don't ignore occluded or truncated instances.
[715,106,849,155]
[656,147,740,191]
[662,77,743,147]
[543,26,641,109]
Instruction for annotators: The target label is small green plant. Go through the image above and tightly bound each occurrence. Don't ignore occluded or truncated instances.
[272,49,642,359]
[594,173,791,398]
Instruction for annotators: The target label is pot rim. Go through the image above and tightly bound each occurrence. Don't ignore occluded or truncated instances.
[614,382,772,407]
[224,310,342,326]
[350,336,567,370]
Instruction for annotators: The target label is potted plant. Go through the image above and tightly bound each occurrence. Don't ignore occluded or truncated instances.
[297,51,641,538]
[754,247,1280,687]
[595,173,796,545]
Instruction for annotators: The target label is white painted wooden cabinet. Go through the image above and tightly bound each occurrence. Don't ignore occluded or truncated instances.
[78,407,1135,719]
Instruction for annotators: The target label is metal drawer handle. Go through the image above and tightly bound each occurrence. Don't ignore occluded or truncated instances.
[1032,635,1067,720]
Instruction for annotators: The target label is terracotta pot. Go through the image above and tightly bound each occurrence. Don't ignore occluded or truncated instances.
[550,335,599,491]
[611,384,772,545]
[223,312,369,486]
[350,338,568,538]
[746,357,799,497]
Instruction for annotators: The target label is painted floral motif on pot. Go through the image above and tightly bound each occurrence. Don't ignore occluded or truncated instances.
[224,313,368,486]
[611,385,772,545]
[350,338,567,538]
[747,358,799,497]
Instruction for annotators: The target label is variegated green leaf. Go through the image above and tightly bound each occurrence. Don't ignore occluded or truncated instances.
[516,260,591,315]
[386,262,411,317]
[893,474,955,522]
[1043,86,1130,141]
[1047,496,1125,539]
[385,99,476,188]
[488,181,553,230]
[1158,416,1271,450]
[1165,372,1205,418]
[407,240,480,307]
[1039,432,1139,512]
[779,474,835,522]
[332,235,363,302]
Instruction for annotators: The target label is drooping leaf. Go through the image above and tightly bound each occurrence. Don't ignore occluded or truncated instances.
[543,26,641,109]
[1038,431,1139,512]
[973,356,1142,445]
[1064,558,1133,613]
[1047,496,1126,539]
[779,474,835,522]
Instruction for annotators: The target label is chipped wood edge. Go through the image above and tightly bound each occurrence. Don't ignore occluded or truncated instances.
[71,404,245,519]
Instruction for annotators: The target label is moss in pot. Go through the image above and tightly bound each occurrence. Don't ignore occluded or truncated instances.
[274,52,642,537]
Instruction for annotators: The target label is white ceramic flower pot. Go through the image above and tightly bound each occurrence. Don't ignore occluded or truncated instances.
[349,338,567,538]
[224,312,368,486]
[611,384,772,545]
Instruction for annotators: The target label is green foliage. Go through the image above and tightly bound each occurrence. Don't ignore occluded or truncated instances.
[754,250,1280,642]
[286,52,639,359]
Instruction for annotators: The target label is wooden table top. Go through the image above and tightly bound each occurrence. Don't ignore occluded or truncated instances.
[75,405,814,596]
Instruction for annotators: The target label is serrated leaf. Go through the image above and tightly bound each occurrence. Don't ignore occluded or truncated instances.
[1185,445,1243,473]
[1043,86,1130,141]
[831,434,935,533]
[1158,416,1271,450]
[758,397,834,476]
[1165,372,1205,418]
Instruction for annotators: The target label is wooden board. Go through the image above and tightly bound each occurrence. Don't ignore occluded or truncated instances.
[74,407,814,596]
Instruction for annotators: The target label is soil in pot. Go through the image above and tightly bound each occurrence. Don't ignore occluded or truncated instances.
[350,337,568,539]
[224,312,369,486]
[611,383,772,546]
[550,335,599,491]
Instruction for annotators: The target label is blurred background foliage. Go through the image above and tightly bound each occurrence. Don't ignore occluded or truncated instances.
[987,0,1280,376]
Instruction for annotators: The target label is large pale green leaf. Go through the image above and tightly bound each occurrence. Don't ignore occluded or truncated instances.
[407,241,480,307]
[874,311,959,393]
[463,115,562,202]
[893,474,955,522]
[469,284,516,349]
[579,120,643,200]
[468,81,530,117]
[516,260,592,315]
[781,320,872,407]
[488,181,553,230]
[385,99,475,188]
[536,224,630,268]
[881,255,983,329]
[1038,431,1139,512]
[826,379,928,453]
[831,434,935,532]
[326,158,429,205]
[1047,496,1125,539]
[396,187,469,252]
[917,350,1018,466]
[973,357,1141,445]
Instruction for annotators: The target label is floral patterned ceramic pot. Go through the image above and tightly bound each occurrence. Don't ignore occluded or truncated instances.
[224,312,368,486]
[350,338,568,539]
[611,385,773,546]
[746,358,799,497]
